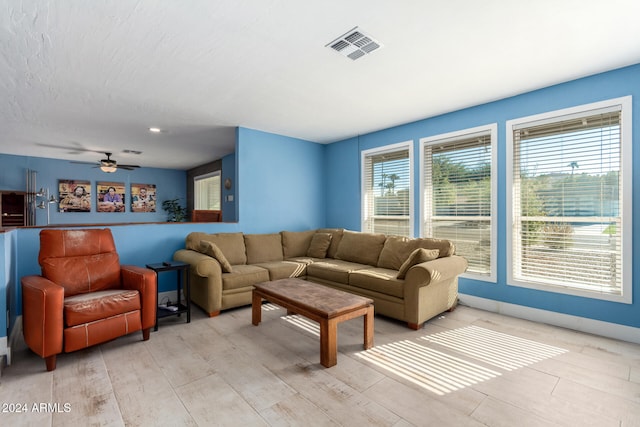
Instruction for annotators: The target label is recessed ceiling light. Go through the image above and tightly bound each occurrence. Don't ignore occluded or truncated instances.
[149,127,162,133]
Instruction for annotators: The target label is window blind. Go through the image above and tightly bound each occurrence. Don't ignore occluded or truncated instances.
[512,109,622,295]
[363,147,411,236]
[423,132,492,276]
[194,173,221,210]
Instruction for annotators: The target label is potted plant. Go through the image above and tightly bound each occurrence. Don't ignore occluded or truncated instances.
[162,198,186,222]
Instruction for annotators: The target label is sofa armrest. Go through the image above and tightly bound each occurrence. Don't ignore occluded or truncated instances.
[21,275,64,358]
[121,265,158,329]
[173,249,223,278]
[404,255,468,289]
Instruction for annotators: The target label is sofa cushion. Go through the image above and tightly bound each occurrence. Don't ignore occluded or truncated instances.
[306,233,332,258]
[349,268,404,299]
[244,233,283,264]
[378,236,456,270]
[281,230,316,258]
[64,289,140,327]
[221,265,270,291]
[316,228,344,259]
[335,230,386,266]
[397,248,440,279]
[191,232,247,265]
[200,241,233,273]
[414,237,456,258]
[377,235,417,270]
[253,261,307,280]
[306,259,369,283]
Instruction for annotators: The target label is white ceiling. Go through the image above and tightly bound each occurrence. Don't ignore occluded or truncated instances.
[2,0,640,170]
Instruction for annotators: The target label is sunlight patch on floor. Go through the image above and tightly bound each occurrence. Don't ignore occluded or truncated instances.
[261,303,282,311]
[281,314,320,337]
[420,325,568,371]
[356,340,501,395]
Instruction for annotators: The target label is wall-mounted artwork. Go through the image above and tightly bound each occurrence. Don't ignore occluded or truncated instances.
[131,183,156,212]
[58,180,91,212]
[97,181,125,212]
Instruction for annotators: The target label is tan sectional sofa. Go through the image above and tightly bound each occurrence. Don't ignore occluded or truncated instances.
[173,229,468,329]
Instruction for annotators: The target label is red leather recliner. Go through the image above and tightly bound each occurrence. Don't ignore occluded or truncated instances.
[21,228,157,371]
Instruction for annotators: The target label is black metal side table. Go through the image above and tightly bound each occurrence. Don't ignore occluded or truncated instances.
[146,261,191,331]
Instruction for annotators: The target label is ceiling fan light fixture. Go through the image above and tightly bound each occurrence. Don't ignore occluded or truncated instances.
[100,165,117,173]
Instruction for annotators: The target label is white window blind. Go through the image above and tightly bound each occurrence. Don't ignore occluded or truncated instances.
[510,101,630,299]
[422,127,494,277]
[362,144,411,236]
[194,172,221,210]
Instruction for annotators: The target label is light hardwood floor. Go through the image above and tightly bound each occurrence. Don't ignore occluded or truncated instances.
[1,303,639,426]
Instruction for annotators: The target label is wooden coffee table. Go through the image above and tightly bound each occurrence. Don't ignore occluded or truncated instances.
[252,278,374,368]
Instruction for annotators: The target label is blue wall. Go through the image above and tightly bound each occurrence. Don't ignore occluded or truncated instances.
[325,63,640,330]
[237,127,326,232]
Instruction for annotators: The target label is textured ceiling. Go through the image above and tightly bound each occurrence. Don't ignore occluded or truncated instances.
[2,0,640,170]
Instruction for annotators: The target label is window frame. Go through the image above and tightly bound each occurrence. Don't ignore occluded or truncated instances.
[420,123,498,282]
[361,140,414,237]
[506,96,633,303]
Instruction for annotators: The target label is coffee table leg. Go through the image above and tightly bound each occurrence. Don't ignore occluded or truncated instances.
[364,305,374,350]
[252,291,262,326]
[320,318,338,368]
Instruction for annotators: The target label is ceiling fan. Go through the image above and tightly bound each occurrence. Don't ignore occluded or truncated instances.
[72,152,141,173]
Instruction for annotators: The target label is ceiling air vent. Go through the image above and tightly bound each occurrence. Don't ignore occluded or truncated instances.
[326,27,382,61]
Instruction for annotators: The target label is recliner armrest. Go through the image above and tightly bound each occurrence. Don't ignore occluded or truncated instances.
[21,275,64,358]
[121,265,157,329]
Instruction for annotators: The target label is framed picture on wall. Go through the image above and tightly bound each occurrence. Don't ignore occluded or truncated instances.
[58,180,91,212]
[97,181,125,212]
[131,183,156,212]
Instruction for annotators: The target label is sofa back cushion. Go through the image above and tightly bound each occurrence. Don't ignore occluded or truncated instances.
[281,230,316,258]
[335,230,386,266]
[316,228,344,258]
[188,232,247,265]
[245,233,284,264]
[306,233,332,258]
[377,235,418,270]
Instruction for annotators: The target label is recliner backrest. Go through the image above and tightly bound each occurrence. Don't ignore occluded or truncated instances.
[38,229,121,296]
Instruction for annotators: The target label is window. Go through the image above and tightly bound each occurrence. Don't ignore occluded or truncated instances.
[194,172,221,210]
[362,141,413,236]
[421,124,497,280]
[507,97,632,302]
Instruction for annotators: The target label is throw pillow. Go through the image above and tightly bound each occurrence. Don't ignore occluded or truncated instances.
[396,248,440,280]
[200,240,233,273]
[306,233,332,258]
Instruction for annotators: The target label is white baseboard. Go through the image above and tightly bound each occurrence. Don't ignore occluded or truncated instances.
[459,294,640,345]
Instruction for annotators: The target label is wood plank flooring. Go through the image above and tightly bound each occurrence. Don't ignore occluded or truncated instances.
[1,303,639,426]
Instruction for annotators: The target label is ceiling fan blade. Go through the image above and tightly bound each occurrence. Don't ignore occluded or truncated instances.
[70,160,100,165]
[36,143,104,154]
[118,164,140,170]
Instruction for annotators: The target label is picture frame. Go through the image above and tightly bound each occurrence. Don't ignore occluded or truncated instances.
[97,181,125,212]
[58,180,91,212]
[131,183,156,212]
